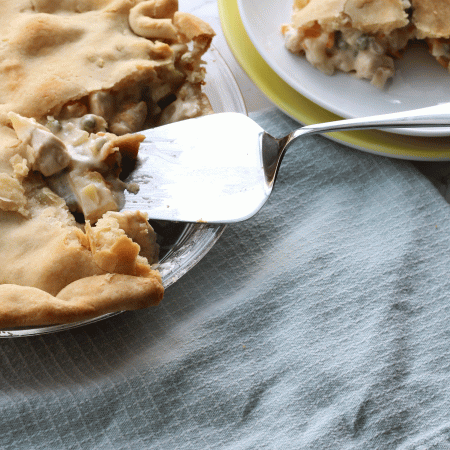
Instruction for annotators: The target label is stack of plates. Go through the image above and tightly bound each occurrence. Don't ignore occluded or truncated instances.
[218,0,450,161]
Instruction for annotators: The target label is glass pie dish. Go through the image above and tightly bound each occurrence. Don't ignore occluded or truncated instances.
[1,45,247,338]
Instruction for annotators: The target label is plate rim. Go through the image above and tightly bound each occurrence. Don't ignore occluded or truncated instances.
[219,0,450,161]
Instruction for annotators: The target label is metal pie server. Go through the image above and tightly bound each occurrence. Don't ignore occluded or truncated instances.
[124,103,450,223]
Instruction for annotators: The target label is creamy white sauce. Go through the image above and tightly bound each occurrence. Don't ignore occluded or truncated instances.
[9,112,124,223]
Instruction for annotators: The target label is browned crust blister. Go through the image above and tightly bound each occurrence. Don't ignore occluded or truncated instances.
[0,0,215,328]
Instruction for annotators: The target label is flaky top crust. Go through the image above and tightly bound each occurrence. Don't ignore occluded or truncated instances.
[0,0,214,126]
[412,0,450,38]
[291,0,410,33]
[290,0,450,39]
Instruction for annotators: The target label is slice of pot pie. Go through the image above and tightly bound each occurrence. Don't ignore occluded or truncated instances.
[282,0,414,88]
[0,0,215,328]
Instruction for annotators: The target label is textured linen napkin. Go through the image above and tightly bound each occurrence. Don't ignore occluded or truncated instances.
[2,108,450,450]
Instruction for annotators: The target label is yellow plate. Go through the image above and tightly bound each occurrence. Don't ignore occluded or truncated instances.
[218,0,450,161]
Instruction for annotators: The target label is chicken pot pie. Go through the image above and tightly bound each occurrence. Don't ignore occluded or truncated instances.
[282,0,413,88]
[0,0,215,328]
[282,0,450,88]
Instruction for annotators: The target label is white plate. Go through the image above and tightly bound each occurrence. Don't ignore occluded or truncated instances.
[237,0,450,137]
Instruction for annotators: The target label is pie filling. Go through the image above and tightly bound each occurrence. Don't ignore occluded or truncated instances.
[8,68,213,225]
[283,23,414,87]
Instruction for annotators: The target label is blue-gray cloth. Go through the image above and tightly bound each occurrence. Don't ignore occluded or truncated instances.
[3,108,450,449]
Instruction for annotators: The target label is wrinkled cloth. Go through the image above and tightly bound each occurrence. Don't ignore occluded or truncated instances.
[2,108,450,449]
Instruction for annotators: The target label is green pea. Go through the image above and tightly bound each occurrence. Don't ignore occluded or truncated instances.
[80,115,98,133]
[355,35,370,51]
[334,32,348,50]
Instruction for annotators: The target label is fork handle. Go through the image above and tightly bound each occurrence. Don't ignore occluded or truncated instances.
[290,102,450,139]
[264,103,450,189]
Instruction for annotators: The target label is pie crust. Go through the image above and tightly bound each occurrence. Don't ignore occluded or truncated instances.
[412,0,450,70]
[0,0,215,328]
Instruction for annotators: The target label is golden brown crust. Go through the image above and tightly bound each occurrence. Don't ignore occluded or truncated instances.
[290,0,409,33]
[173,11,216,41]
[85,211,158,276]
[0,206,101,296]
[0,7,165,125]
[31,0,113,13]
[412,0,450,38]
[0,273,164,328]
[0,1,215,126]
